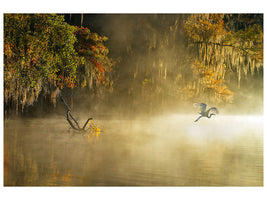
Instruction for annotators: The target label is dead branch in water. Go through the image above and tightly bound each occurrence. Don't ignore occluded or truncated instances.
[58,90,92,131]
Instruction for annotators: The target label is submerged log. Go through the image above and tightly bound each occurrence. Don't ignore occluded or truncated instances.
[58,90,92,131]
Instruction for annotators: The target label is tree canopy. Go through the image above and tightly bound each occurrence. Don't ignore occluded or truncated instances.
[4,14,263,116]
[4,14,114,115]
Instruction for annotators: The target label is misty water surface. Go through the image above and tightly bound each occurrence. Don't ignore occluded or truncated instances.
[4,114,263,186]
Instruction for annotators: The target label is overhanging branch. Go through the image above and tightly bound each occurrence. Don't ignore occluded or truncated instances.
[190,41,250,54]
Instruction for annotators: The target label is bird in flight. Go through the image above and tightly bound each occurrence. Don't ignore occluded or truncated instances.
[193,103,219,122]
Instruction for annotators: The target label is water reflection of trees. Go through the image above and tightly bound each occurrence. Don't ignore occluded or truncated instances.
[4,118,263,186]
[4,119,103,186]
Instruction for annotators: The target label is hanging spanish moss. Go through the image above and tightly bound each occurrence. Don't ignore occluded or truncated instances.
[4,14,263,117]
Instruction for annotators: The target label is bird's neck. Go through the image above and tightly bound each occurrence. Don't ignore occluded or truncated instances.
[208,114,215,118]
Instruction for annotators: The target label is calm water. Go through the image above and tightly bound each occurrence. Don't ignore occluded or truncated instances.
[4,114,263,186]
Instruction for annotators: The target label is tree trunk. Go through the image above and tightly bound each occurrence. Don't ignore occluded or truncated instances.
[15,80,19,117]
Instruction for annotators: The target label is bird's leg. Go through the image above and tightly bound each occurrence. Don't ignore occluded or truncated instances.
[194,116,202,122]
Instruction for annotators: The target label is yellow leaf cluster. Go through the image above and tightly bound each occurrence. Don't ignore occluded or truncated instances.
[184,14,228,42]
[193,60,234,102]
[86,121,102,143]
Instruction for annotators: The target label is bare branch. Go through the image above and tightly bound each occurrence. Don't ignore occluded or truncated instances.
[190,41,250,54]
[82,117,93,130]
[58,89,93,131]
[66,111,80,130]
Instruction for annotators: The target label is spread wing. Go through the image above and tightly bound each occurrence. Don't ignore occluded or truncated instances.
[207,107,219,115]
[193,103,207,114]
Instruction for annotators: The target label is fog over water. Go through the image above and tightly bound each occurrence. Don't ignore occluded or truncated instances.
[4,113,263,186]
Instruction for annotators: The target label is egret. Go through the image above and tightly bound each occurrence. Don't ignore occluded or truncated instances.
[193,103,219,122]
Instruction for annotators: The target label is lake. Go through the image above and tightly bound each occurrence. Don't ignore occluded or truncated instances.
[4,114,263,186]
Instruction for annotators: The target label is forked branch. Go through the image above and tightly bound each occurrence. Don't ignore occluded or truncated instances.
[58,90,93,131]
